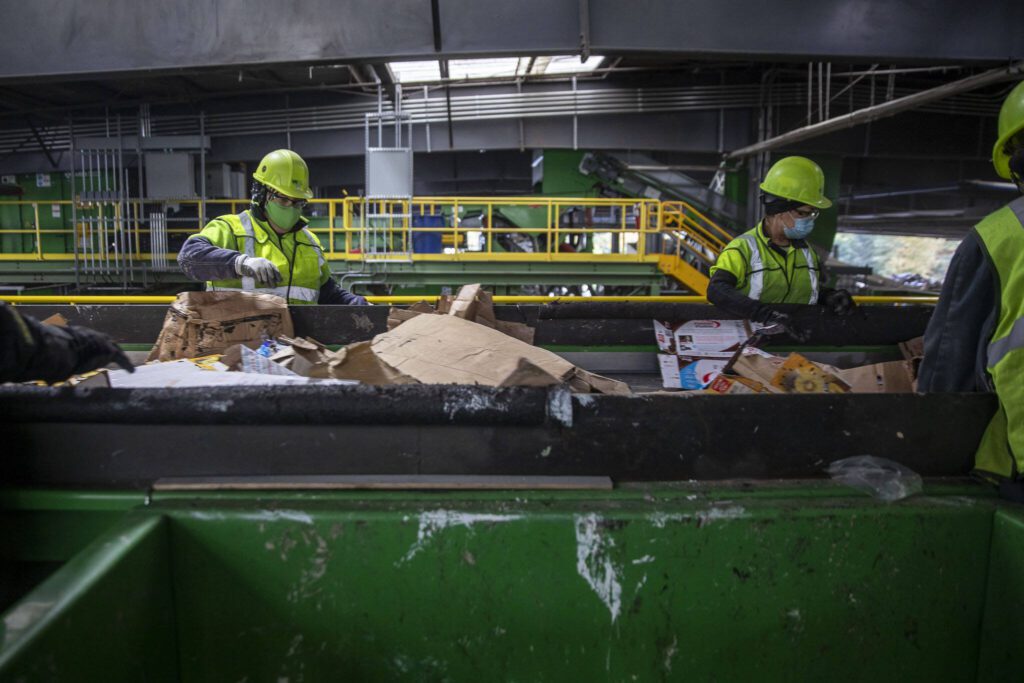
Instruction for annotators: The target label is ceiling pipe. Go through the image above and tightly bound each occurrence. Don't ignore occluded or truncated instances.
[726,61,1024,161]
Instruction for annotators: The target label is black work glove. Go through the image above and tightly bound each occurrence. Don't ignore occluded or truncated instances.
[30,323,135,382]
[822,288,856,316]
[762,310,811,344]
[65,324,135,376]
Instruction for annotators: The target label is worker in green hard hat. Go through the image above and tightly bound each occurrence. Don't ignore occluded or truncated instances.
[707,156,854,341]
[920,80,1024,500]
[178,149,368,305]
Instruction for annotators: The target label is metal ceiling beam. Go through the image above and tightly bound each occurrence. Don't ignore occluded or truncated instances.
[368,64,397,103]
[726,61,1024,160]
[2,0,1021,82]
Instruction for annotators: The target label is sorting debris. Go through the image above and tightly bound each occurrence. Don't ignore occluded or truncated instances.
[655,319,747,390]
[273,292,627,393]
[655,317,920,394]
[75,286,629,394]
[826,455,923,502]
[148,291,293,362]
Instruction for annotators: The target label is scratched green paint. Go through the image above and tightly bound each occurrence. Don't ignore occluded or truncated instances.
[0,484,1015,681]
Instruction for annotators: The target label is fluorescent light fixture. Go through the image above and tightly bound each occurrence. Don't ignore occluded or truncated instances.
[388,55,605,84]
[388,60,441,83]
[447,57,522,80]
[534,55,604,75]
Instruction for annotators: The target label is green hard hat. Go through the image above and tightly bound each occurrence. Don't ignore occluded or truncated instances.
[759,156,832,209]
[253,149,313,200]
[992,80,1024,180]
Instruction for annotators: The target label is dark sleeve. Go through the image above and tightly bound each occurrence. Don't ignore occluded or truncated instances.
[178,236,243,282]
[706,270,768,321]
[0,303,81,383]
[917,231,997,392]
[318,278,369,305]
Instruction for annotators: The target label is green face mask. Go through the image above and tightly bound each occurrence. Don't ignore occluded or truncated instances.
[265,200,302,231]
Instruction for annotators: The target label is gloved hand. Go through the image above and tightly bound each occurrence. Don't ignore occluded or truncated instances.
[65,325,135,375]
[763,310,811,343]
[236,255,282,287]
[823,288,855,316]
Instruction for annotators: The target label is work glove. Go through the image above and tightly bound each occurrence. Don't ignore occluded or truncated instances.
[24,323,135,383]
[64,325,135,375]
[822,288,856,316]
[236,255,282,287]
[762,310,811,344]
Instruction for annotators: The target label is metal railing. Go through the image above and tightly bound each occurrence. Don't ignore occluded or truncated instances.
[659,201,735,273]
[0,196,699,264]
[0,294,940,305]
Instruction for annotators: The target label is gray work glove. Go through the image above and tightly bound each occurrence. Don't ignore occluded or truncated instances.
[235,255,282,286]
[822,288,856,316]
[763,311,811,343]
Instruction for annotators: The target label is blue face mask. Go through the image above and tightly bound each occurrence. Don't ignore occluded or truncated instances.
[783,216,815,240]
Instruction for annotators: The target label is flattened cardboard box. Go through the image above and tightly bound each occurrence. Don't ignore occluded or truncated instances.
[388,285,535,345]
[148,291,294,362]
[371,313,628,393]
[837,360,914,394]
[372,313,573,386]
[272,336,416,385]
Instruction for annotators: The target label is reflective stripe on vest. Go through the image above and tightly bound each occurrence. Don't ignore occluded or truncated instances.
[302,227,326,268]
[989,316,1024,368]
[801,247,819,304]
[741,234,764,300]
[239,211,257,291]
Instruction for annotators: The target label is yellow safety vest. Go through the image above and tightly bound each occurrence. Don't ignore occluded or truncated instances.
[710,223,822,304]
[972,196,1024,480]
[205,211,326,305]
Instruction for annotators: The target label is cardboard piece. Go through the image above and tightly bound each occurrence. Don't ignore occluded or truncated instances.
[705,374,771,395]
[449,284,536,344]
[662,319,751,355]
[41,313,68,327]
[449,283,487,321]
[372,313,573,386]
[770,353,851,394]
[899,336,925,382]
[837,360,915,394]
[499,358,563,387]
[571,367,632,396]
[387,301,436,330]
[147,291,294,362]
[368,312,625,393]
[272,336,416,385]
[658,354,732,390]
[388,285,536,345]
[729,348,787,389]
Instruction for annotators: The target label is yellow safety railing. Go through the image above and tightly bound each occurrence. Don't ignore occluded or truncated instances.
[658,200,735,270]
[0,294,939,305]
[0,196,672,263]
